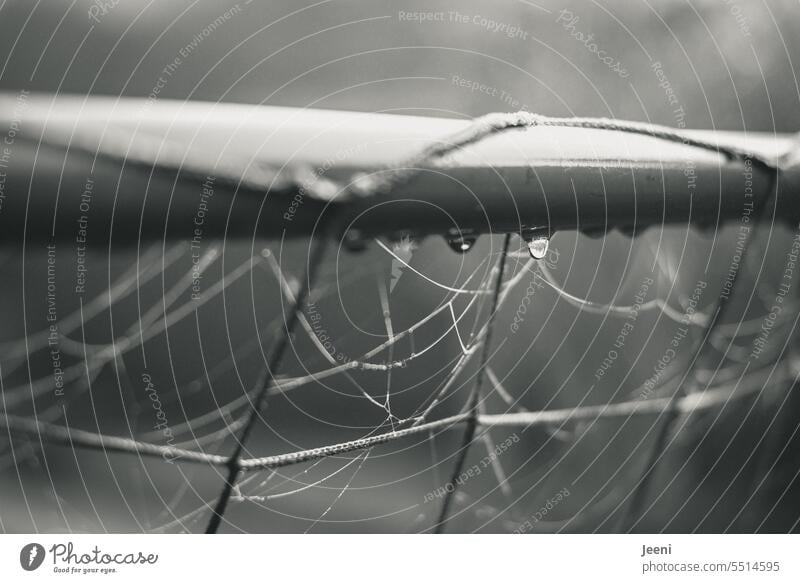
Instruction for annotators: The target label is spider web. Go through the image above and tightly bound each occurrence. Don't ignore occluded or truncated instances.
[1,115,799,534]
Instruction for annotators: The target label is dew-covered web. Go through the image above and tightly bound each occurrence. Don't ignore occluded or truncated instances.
[2,114,799,533]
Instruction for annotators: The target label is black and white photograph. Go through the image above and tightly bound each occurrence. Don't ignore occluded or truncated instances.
[0,0,798,579]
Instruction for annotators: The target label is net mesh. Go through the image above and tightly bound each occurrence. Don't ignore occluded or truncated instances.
[1,113,799,533]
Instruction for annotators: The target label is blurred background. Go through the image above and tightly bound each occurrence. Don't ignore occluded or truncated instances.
[1,0,799,533]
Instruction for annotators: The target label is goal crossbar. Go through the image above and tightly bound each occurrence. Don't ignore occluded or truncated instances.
[0,92,796,245]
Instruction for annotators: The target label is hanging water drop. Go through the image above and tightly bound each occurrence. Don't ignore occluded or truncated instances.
[445,233,477,254]
[526,233,550,259]
[343,229,368,252]
[581,228,606,239]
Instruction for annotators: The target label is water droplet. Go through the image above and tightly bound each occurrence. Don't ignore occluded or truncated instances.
[445,233,477,254]
[582,228,606,239]
[694,223,715,237]
[526,234,550,259]
[343,229,368,252]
